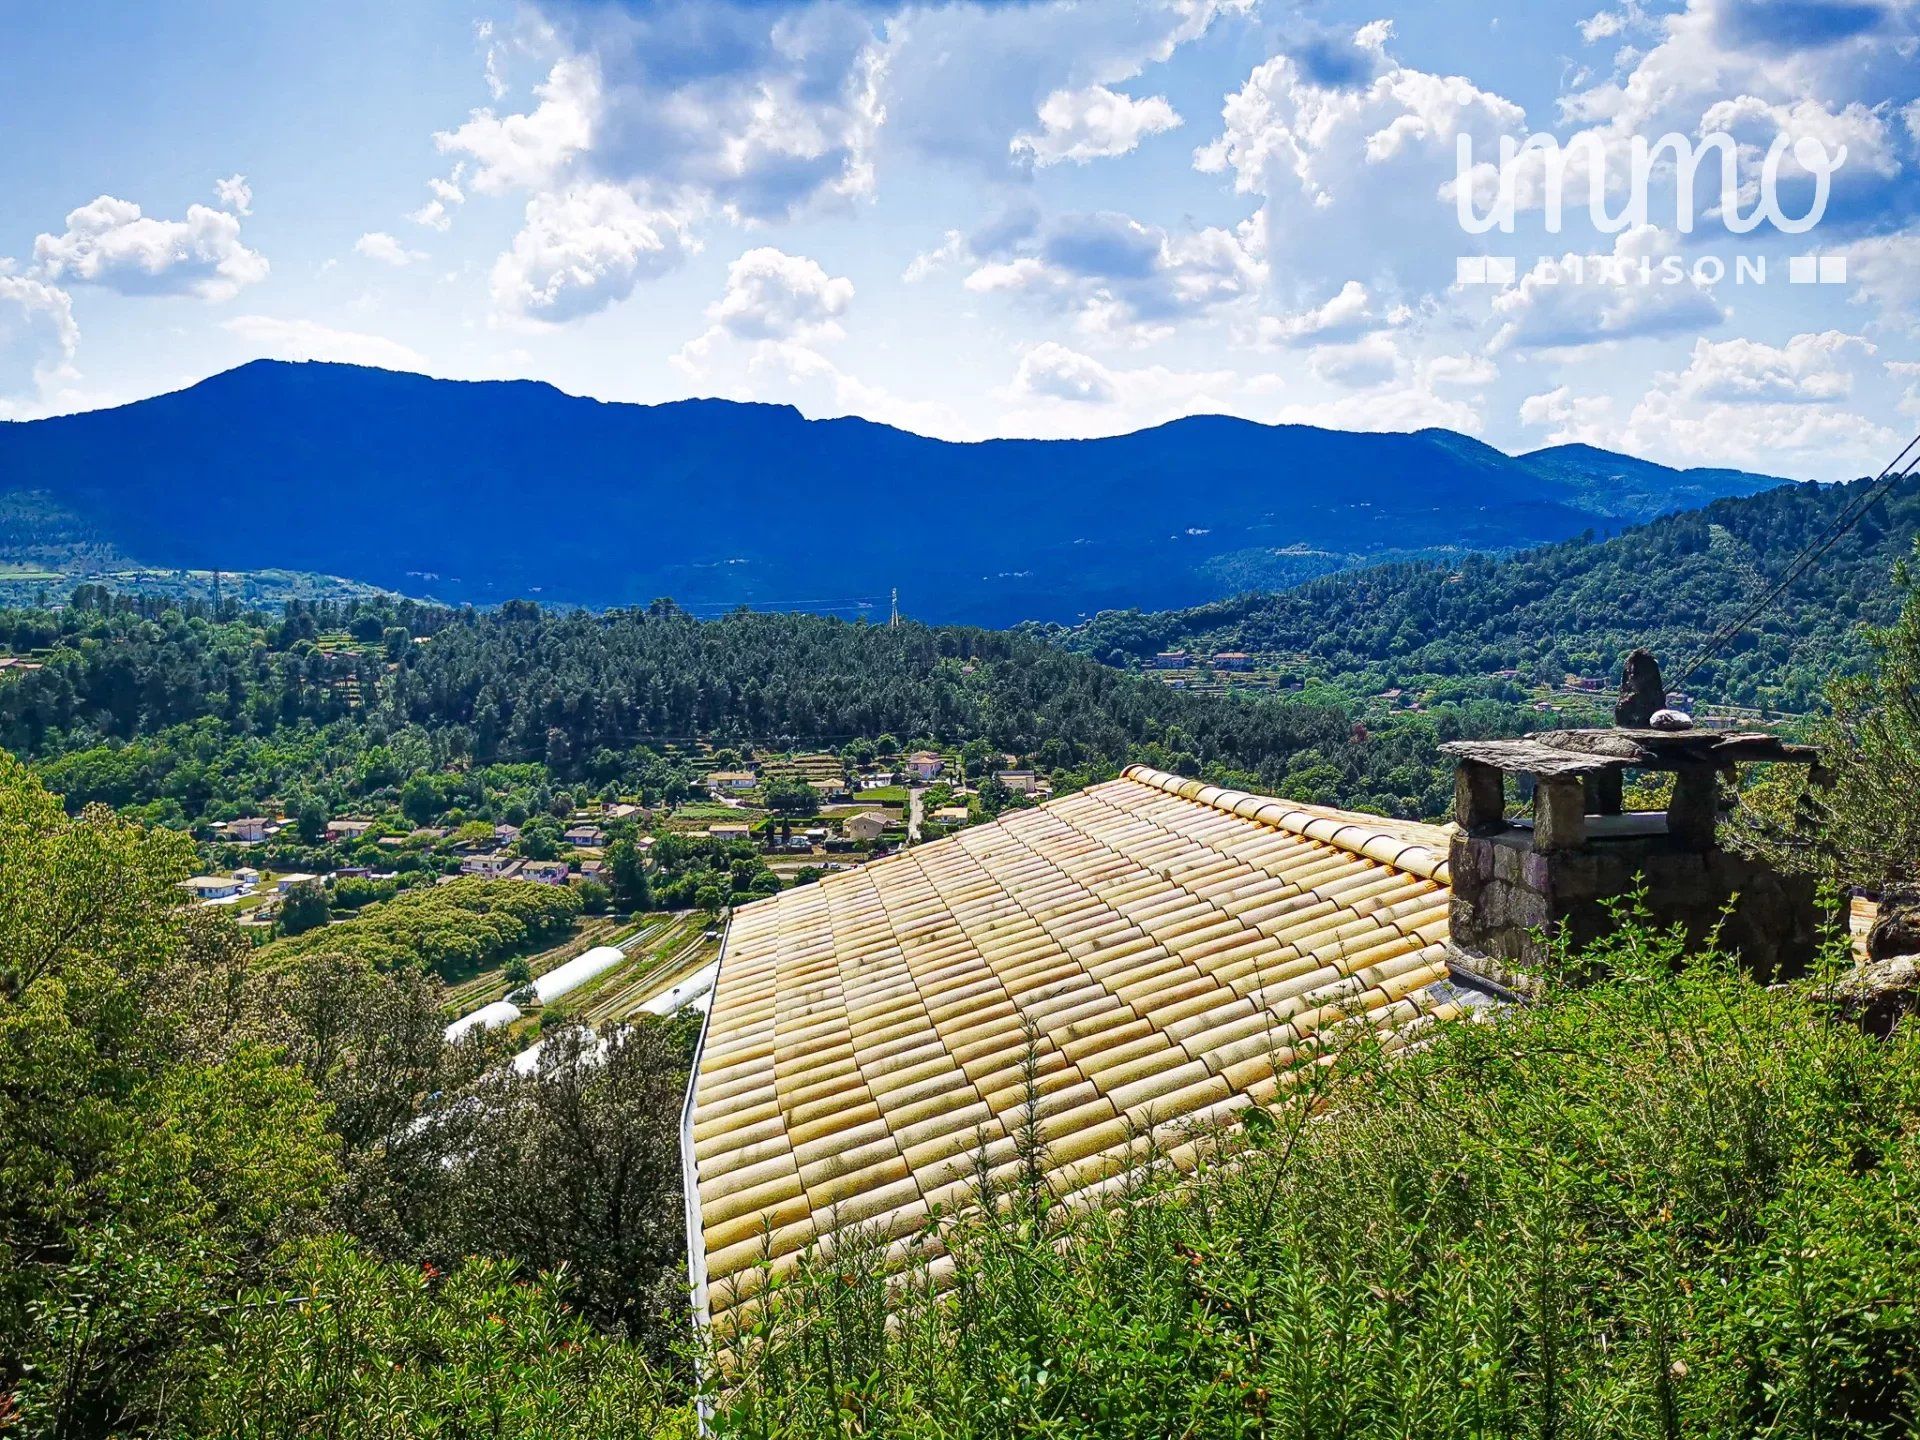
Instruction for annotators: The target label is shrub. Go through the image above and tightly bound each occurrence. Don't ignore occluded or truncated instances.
[713,911,1920,1439]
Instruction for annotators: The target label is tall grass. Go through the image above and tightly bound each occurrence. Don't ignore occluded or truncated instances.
[709,911,1920,1438]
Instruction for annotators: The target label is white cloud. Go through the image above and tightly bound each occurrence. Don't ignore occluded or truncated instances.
[1308,333,1405,387]
[214,174,253,215]
[437,55,599,196]
[1011,85,1182,167]
[1258,280,1403,346]
[1667,330,1874,404]
[1520,385,1620,445]
[960,209,1264,343]
[1521,331,1899,477]
[0,273,80,418]
[1578,10,1627,42]
[411,171,467,231]
[33,195,268,301]
[1488,226,1726,354]
[1011,341,1119,403]
[1843,230,1920,333]
[1891,359,1920,416]
[490,182,693,323]
[707,247,853,344]
[998,342,1242,436]
[355,231,428,268]
[222,315,427,371]
[675,246,854,383]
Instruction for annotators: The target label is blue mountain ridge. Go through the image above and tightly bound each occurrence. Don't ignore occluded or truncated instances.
[0,360,1791,625]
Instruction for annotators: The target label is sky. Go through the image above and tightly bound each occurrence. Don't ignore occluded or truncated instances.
[1,0,1916,479]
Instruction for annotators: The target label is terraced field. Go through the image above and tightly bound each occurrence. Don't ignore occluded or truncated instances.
[440,913,642,1016]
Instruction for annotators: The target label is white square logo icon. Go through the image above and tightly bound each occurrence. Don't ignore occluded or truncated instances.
[1819,255,1847,284]
[1456,256,1488,285]
[1789,255,1819,284]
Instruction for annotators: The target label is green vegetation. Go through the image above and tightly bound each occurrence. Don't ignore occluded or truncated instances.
[718,911,1920,1439]
[1735,540,1920,890]
[0,587,1525,827]
[1060,473,1920,715]
[261,877,581,980]
[0,751,694,1436]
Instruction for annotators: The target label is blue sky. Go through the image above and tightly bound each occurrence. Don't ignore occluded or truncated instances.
[1,0,1916,478]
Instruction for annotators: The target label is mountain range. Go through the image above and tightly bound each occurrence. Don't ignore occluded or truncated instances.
[0,361,1797,625]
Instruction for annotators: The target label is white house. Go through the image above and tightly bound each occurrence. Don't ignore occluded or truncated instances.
[907,752,945,782]
[180,876,243,901]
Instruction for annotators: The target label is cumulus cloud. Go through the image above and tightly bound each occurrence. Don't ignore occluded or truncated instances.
[223,315,428,371]
[214,174,253,215]
[355,231,428,267]
[1521,331,1899,476]
[0,273,80,418]
[1011,85,1181,166]
[1666,329,1874,403]
[1011,340,1120,402]
[1843,230,1920,333]
[1891,359,1920,416]
[961,209,1264,342]
[411,171,468,231]
[998,341,1242,436]
[1195,20,1527,293]
[490,183,694,323]
[675,246,855,383]
[33,194,268,301]
[707,247,854,344]
[1488,226,1726,354]
[1308,333,1405,387]
[437,55,598,196]
[1258,280,1405,346]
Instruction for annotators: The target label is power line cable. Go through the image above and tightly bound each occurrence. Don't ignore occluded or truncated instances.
[1671,430,1920,690]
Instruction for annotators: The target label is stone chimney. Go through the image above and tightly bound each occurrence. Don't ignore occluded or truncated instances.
[1440,680,1822,989]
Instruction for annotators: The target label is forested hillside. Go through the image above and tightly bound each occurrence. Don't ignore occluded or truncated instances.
[0,360,1787,624]
[0,591,1526,823]
[1060,473,1920,713]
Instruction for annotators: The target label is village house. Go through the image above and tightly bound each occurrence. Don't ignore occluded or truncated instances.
[460,852,519,879]
[1149,650,1190,669]
[934,805,970,824]
[577,858,609,884]
[276,873,319,893]
[707,770,758,794]
[325,819,374,841]
[602,802,643,820]
[520,860,571,886]
[708,822,753,842]
[1211,651,1254,671]
[906,751,944,782]
[493,823,521,843]
[180,876,244,901]
[220,816,273,843]
[844,811,888,843]
[994,769,1038,794]
[808,776,851,801]
[233,867,262,887]
[562,823,605,847]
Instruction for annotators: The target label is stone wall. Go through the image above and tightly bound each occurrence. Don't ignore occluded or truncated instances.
[1449,829,1821,985]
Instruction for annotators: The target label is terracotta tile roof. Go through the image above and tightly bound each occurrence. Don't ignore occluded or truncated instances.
[683,765,1465,1327]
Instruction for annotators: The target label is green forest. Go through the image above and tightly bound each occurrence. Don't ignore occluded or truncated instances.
[0,589,1529,826]
[1059,474,1920,714]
